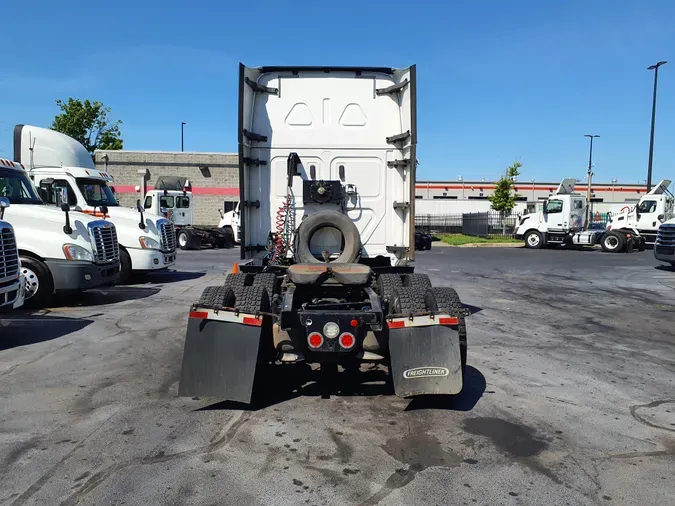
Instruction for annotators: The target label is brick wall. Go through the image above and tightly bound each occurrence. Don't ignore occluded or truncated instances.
[94,150,239,226]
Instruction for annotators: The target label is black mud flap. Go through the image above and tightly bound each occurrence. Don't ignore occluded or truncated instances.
[388,325,463,397]
[178,318,262,404]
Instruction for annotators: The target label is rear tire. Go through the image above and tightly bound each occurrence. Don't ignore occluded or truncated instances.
[403,273,431,290]
[392,287,427,315]
[20,256,54,309]
[252,273,278,300]
[236,284,270,314]
[377,273,402,314]
[425,287,467,371]
[601,231,625,252]
[197,285,236,307]
[221,227,236,249]
[524,230,543,249]
[224,272,251,300]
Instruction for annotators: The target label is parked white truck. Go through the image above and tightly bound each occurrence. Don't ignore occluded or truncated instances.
[142,177,237,250]
[0,157,120,308]
[0,196,25,311]
[605,179,673,245]
[516,177,648,252]
[178,63,468,406]
[13,125,176,284]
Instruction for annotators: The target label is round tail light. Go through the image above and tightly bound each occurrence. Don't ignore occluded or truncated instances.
[339,332,355,349]
[308,332,323,349]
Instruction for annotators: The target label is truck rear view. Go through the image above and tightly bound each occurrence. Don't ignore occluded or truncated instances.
[178,64,468,405]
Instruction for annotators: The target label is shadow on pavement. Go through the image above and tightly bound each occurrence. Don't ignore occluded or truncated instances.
[130,270,207,285]
[0,314,92,351]
[655,264,675,272]
[404,366,486,411]
[196,364,485,412]
[464,304,483,315]
[48,286,161,308]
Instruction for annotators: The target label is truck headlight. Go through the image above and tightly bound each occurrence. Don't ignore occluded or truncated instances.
[139,236,161,249]
[62,244,94,262]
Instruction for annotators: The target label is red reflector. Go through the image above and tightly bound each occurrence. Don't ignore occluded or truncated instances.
[439,317,459,325]
[387,320,406,329]
[242,316,262,326]
[339,332,355,349]
[189,311,209,319]
[350,319,359,327]
[308,332,323,349]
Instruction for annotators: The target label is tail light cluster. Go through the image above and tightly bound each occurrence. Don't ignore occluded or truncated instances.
[307,321,357,350]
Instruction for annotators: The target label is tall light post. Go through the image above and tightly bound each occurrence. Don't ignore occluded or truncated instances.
[458,175,464,198]
[611,177,618,202]
[647,61,666,192]
[181,122,186,152]
[584,134,599,227]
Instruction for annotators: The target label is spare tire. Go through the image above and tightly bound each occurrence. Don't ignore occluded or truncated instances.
[295,211,361,264]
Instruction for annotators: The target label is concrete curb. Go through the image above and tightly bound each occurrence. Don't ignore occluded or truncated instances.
[433,242,524,248]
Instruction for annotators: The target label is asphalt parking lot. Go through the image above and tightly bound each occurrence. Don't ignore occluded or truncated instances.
[1,246,674,506]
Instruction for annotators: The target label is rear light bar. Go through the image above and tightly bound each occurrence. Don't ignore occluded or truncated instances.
[188,308,263,326]
[386,314,459,329]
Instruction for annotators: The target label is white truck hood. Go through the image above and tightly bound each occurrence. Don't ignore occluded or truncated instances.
[74,206,168,247]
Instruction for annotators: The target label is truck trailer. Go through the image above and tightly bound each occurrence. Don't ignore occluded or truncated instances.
[178,64,468,404]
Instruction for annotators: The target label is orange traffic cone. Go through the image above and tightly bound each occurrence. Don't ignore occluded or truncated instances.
[232,262,239,274]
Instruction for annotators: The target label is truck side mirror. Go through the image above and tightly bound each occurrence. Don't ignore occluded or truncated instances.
[658,214,665,221]
[61,203,73,234]
[0,197,9,220]
[100,205,109,216]
[136,199,146,229]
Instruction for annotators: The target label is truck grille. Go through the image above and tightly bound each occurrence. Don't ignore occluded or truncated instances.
[655,224,675,247]
[160,220,176,252]
[89,222,119,264]
[0,226,19,280]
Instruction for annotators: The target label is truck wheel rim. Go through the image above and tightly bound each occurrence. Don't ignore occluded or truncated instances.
[178,234,187,247]
[527,234,540,246]
[22,267,39,299]
[605,236,618,249]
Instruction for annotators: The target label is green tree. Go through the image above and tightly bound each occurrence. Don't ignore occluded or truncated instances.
[51,98,123,158]
[488,161,522,233]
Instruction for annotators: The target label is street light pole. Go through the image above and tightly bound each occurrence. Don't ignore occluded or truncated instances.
[584,134,599,228]
[647,61,666,192]
[181,122,186,152]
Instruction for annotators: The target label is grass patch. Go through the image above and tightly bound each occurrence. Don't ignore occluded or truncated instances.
[438,234,521,246]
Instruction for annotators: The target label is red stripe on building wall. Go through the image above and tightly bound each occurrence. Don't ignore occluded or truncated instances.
[113,185,240,196]
[415,184,647,193]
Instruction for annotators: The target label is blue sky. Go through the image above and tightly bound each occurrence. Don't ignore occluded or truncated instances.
[1,0,674,185]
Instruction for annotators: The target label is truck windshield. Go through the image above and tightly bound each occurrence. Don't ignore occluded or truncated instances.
[0,168,44,204]
[637,200,657,214]
[76,178,119,207]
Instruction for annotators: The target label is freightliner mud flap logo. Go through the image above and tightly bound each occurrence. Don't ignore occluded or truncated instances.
[403,367,450,379]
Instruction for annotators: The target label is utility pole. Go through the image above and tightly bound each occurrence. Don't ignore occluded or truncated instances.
[181,122,186,152]
[584,134,599,228]
[647,61,666,192]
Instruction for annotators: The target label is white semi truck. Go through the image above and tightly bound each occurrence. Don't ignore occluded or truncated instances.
[0,157,120,308]
[13,125,176,284]
[178,63,468,406]
[515,177,654,252]
[605,179,673,245]
[142,177,237,250]
[0,196,25,311]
